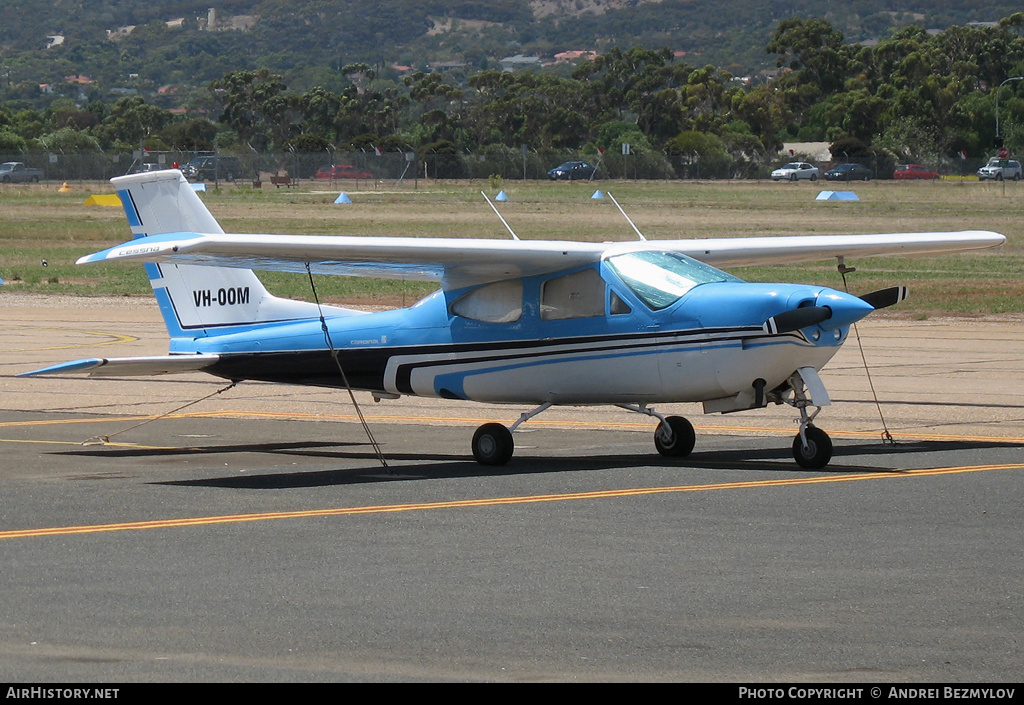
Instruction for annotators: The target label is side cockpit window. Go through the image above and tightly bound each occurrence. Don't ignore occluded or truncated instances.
[540,268,606,321]
[450,280,523,323]
[610,289,631,315]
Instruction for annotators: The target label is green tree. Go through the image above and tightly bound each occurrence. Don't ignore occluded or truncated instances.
[209,69,294,150]
[664,130,732,177]
[767,17,851,93]
[159,117,217,151]
[92,96,171,150]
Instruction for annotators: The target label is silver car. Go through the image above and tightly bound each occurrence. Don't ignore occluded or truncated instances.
[977,158,1022,181]
[771,162,819,181]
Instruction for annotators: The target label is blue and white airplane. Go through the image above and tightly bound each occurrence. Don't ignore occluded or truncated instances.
[22,170,1005,468]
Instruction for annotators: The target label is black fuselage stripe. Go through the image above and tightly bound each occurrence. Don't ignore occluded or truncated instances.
[392,331,768,393]
[205,327,791,394]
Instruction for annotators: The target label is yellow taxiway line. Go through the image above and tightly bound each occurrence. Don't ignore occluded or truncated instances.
[3,409,1024,445]
[1,462,1021,541]
[6,328,138,352]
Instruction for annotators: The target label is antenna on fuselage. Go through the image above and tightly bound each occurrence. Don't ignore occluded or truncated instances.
[481,191,520,240]
[606,192,647,241]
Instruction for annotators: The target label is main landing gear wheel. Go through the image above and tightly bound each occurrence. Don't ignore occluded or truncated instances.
[472,423,514,466]
[654,416,696,458]
[792,425,832,470]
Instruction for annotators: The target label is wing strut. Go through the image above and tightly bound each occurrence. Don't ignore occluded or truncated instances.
[481,191,520,240]
[607,192,646,241]
[304,263,390,470]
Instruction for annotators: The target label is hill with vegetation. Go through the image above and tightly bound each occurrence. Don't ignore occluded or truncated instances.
[3,0,1024,91]
[4,2,1024,180]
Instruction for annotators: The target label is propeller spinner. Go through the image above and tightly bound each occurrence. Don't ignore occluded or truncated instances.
[762,286,907,335]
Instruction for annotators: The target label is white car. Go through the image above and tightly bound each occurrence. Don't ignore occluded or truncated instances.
[772,162,819,181]
[977,157,1022,181]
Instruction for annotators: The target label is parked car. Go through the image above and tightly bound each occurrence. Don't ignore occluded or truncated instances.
[824,163,872,181]
[771,162,819,181]
[547,161,596,180]
[315,164,372,180]
[132,162,171,174]
[0,161,44,183]
[180,155,241,181]
[976,157,1022,181]
[893,164,940,180]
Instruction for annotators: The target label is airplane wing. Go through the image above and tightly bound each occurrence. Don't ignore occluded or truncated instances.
[77,230,1005,289]
[649,231,1007,267]
[18,354,220,378]
[77,231,608,289]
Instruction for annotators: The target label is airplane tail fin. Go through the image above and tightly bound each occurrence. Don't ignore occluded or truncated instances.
[110,170,329,340]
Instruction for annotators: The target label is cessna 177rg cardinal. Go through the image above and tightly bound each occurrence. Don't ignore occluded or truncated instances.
[21,170,1005,469]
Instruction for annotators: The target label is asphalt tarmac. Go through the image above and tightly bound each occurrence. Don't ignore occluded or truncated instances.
[1,294,1023,682]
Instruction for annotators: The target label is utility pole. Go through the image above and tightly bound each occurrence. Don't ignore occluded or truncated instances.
[995,76,1024,147]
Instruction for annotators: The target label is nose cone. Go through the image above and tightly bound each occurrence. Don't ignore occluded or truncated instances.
[815,288,877,328]
[759,286,878,336]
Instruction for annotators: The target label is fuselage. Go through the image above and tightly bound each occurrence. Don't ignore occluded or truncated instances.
[176,257,872,408]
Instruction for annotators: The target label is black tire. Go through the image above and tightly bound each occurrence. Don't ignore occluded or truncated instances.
[792,425,832,470]
[472,423,514,465]
[810,173,818,181]
[654,416,696,458]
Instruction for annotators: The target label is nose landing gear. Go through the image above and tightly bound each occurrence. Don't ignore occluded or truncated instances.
[770,368,834,469]
[793,414,833,470]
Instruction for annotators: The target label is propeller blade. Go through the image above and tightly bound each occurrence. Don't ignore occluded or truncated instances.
[858,286,909,310]
[762,306,832,335]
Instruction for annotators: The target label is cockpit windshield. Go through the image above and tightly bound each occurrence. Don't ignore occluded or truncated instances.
[605,251,742,310]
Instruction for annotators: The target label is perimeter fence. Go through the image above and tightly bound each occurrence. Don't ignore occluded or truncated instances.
[0,149,999,184]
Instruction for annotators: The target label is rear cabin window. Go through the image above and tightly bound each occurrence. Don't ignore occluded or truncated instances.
[450,280,523,323]
[540,268,606,320]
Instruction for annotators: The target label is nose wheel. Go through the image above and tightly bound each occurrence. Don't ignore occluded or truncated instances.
[793,424,832,469]
[770,368,836,469]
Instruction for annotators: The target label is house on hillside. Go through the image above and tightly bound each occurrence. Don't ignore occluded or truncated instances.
[107,26,136,40]
[500,54,542,72]
[201,9,257,31]
[429,60,467,74]
[553,50,598,64]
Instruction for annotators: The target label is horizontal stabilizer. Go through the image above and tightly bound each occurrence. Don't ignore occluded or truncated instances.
[19,354,220,378]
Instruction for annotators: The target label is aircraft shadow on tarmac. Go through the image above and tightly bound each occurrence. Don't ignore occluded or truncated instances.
[55,437,1021,489]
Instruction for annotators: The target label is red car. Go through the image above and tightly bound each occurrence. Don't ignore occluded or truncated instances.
[315,164,372,180]
[893,164,940,180]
